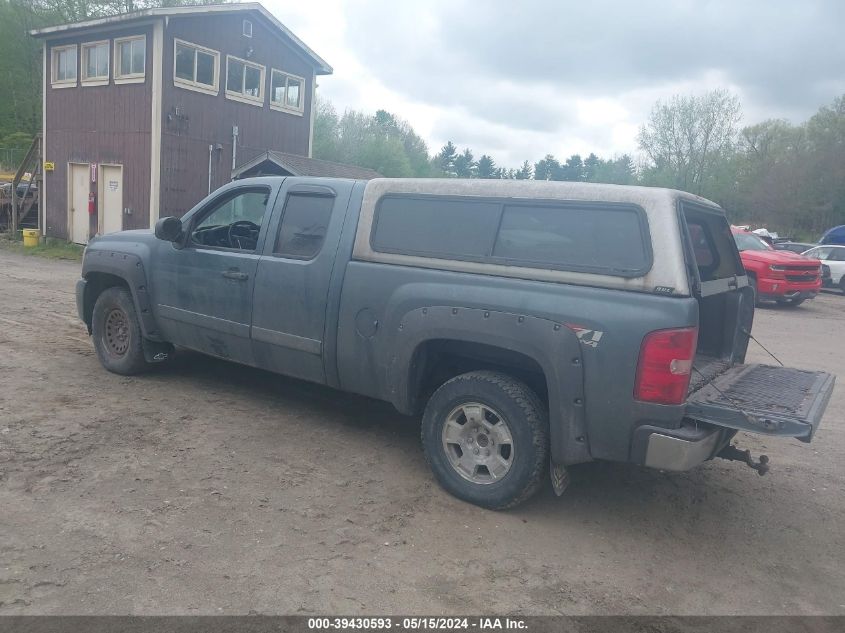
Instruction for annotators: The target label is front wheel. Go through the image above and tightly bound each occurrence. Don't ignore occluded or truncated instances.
[421,371,549,510]
[91,286,150,375]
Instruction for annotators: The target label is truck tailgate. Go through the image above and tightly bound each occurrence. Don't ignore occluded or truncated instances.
[686,364,835,442]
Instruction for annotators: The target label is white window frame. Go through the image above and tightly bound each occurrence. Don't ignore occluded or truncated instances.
[81,40,110,86]
[173,38,220,96]
[225,55,265,107]
[114,35,146,84]
[242,20,253,38]
[269,69,305,115]
[51,44,78,88]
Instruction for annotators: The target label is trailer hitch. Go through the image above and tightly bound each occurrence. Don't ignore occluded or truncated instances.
[717,445,770,476]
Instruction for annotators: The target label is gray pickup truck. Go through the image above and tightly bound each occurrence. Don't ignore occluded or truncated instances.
[76,178,835,509]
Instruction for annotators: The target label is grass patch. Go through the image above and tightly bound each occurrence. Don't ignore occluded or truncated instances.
[0,233,84,261]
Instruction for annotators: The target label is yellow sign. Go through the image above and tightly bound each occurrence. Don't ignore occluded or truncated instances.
[44,161,55,171]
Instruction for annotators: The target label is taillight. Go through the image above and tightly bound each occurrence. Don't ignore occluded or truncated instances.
[634,327,698,405]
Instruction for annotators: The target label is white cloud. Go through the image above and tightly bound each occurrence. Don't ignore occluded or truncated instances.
[263,0,845,168]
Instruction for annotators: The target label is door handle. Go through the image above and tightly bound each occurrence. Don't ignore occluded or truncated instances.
[222,269,249,281]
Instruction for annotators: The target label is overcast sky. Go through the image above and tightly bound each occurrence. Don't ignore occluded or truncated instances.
[265,0,845,168]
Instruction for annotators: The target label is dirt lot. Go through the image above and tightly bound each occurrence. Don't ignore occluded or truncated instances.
[0,248,843,615]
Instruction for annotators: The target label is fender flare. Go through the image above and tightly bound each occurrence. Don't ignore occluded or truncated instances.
[386,306,591,465]
[81,249,161,340]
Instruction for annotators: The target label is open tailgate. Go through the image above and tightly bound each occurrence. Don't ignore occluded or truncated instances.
[686,364,835,442]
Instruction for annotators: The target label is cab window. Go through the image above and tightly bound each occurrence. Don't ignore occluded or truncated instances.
[190,188,270,251]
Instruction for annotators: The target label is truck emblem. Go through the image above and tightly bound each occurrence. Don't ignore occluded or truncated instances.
[564,324,604,348]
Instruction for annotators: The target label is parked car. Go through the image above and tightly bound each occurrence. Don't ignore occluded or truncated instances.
[732,229,822,306]
[775,241,817,255]
[801,245,845,293]
[75,179,835,509]
[820,225,845,245]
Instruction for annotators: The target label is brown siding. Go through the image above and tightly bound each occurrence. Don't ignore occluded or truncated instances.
[43,25,153,239]
[159,13,314,217]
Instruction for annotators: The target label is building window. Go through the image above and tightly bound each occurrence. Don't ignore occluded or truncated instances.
[173,39,219,95]
[225,55,265,106]
[81,41,110,85]
[270,69,305,114]
[243,20,253,38]
[51,44,77,87]
[114,35,146,83]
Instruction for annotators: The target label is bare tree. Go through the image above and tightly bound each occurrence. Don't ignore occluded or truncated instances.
[638,89,742,195]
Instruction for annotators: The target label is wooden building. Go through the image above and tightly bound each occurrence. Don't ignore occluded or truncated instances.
[30,3,342,244]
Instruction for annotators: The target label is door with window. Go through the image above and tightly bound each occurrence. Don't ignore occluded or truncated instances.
[250,180,353,383]
[151,185,273,365]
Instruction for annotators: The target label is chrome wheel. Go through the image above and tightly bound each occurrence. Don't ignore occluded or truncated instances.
[441,402,514,484]
[103,308,130,356]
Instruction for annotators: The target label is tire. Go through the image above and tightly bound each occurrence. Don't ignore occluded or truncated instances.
[840,278,845,295]
[421,370,549,510]
[91,286,150,375]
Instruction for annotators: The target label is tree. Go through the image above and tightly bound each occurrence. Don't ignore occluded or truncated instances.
[515,160,533,180]
[638,89,742,196]
[434,141,458,177]
[561,154,584,181]
[476,154,497,179]
[454,148,476,178]
[534,154,561,181]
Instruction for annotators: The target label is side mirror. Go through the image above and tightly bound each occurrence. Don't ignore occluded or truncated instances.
[154,216,183,242]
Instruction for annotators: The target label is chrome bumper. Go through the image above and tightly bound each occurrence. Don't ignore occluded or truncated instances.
[644,425,722,471]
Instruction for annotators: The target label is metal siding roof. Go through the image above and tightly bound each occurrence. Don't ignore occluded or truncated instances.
[233,151,382,180]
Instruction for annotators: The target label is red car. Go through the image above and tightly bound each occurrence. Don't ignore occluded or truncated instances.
[732,229,822,306]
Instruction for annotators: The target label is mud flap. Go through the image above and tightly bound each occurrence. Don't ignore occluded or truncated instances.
[686,364,835,442]
[550,461,570,497]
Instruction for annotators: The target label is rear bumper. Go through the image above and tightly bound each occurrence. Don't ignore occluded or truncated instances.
[633,423,727,471]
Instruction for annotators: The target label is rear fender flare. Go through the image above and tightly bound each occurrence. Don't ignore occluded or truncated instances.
[387,306,590,465]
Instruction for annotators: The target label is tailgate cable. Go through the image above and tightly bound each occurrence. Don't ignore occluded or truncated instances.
[741,327,784,366]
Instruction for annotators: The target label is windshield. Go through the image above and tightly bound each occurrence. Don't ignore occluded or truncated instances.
[733,232,773,252]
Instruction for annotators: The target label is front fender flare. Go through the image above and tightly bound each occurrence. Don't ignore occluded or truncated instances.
[81,249,160,340]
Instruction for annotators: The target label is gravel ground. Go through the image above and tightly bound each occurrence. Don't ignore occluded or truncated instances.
[0,248,843,615]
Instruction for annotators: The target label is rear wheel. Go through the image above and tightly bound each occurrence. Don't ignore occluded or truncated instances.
[421,370,548,510]
[91,286,150,375]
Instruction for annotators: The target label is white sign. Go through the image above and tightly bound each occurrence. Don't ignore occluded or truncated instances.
[108,180,119,192]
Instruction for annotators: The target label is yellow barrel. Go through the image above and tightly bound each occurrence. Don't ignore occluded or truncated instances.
[22,229,40,247]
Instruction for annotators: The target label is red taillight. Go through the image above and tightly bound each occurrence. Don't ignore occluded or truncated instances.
[634,327,698,405]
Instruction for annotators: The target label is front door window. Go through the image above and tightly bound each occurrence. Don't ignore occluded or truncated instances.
[190,188,270,251]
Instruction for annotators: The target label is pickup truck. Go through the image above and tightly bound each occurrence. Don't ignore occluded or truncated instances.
[76,178,835,509]
[732,229,823,306]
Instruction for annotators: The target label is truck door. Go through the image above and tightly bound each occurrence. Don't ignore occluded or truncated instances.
[150,184,274,365]
[250,179,354,383]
